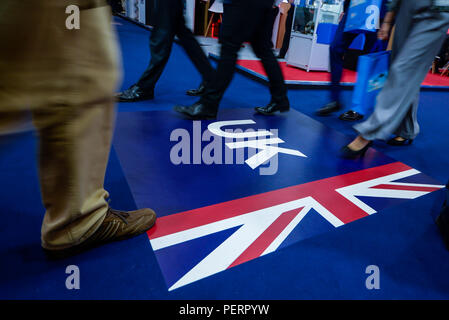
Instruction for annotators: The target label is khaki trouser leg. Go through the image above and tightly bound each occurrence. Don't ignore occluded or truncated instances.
[33,100,116,250]
[0,2,121,249]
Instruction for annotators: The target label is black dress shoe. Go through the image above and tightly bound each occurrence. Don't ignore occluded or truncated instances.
[387,137,414,146]
[174,102,217,120]
[186,82,207,96]
[316,101,342,116]
[116,84,154,102]
[254,101,290,115]
[340,141,373,159]
[339,110,364,121]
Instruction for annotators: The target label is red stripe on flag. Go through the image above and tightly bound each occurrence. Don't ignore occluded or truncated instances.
[227,208,303,269]
[147,162,412,239]
[371,184,441,192]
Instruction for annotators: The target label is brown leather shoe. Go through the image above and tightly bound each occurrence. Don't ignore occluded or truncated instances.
[44,208,156,259]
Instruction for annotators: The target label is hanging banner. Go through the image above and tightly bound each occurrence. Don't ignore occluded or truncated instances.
[344,0,382,33]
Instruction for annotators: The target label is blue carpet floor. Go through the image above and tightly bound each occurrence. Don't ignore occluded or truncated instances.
[0,17,448,299]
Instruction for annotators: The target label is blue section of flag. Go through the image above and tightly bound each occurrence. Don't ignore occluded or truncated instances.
[356,195,407,212]
[278,208,335,250]
[392,173,442,185]
[113,109,396,216]
[154,226,242,288]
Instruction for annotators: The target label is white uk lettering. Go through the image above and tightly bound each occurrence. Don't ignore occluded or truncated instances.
[226,136,306,169]
[208,120,306,169]
[169,120,306,175]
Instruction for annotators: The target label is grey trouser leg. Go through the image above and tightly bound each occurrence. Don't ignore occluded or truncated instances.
[354,9,449,141]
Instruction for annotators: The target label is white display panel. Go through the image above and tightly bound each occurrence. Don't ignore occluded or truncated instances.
[287,0,343,71]
[125,0,146,24]
[184,0,196,31]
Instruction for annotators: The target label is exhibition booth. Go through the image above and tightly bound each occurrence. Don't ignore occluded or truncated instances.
[119,0,449,83]
[286,0,343,72]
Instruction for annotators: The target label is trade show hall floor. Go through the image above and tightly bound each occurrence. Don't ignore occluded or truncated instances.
[1,17,449,299]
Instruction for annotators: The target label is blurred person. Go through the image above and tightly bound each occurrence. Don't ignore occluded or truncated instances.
[436,181,449,251]
[174,0,289,119]
[107,0,124,14]
[341,0,449,158]
[316,0,382,119]
[117,0,215,101]
[0,0,156,258]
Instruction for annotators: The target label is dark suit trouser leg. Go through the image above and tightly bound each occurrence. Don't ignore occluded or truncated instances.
[201,0,273,107]
[136,26,175,91]
[136,0,180,90]
[251,7,288,104]
[200,3,257,107]
[329,13,357,103]
[176,19,215,84]
[137,0,214,90]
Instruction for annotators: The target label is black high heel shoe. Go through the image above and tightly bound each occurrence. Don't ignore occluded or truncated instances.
[387,137,413,146]
[340,141,373,159]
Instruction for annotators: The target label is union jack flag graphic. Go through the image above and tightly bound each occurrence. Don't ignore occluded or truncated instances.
[147,162,443,291]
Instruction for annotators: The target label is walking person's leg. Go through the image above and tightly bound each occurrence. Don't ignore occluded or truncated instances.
[388,94,420,145]
[175,8,216,96]
[201,3,257,107]
[33,100,115,250]
[338,31,382,121]
[252,5,290,115]
[0,2,157,256]
[343,10,449,157]
[354,14,449,141]
[174,0,259,119]
[316,13,357,116]
[117,0,177,102]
